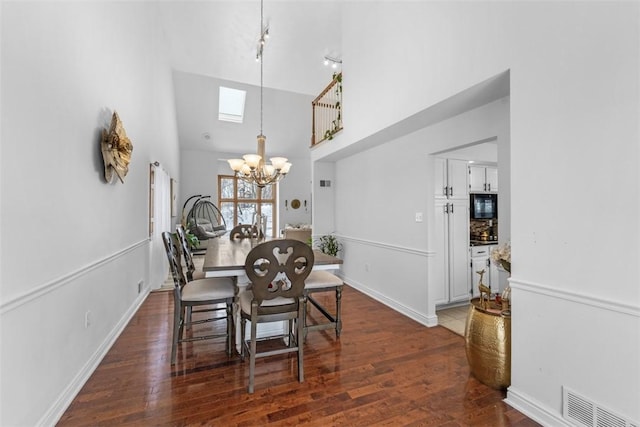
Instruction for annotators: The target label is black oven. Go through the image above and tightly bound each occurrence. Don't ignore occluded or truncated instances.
[470,193,498,219]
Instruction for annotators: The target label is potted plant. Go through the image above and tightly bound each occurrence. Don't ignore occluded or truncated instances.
[316,234,342,257]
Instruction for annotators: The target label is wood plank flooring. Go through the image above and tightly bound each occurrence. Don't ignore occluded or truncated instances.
[58,286,539,426]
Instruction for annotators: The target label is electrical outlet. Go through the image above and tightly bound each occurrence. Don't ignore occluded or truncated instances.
[85,310,91,328]
[415,212,423,222]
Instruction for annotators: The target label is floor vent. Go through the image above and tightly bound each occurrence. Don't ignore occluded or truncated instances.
[563,387,638,427]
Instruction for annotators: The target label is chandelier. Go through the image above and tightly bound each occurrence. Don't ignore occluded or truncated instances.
[227,0,291,188]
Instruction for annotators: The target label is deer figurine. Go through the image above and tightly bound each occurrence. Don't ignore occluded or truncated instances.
[476,269,491,309]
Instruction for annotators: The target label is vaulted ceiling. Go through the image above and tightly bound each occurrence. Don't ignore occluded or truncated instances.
[158,1,343,157]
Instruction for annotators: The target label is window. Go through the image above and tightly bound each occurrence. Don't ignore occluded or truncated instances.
[218,175,277,237]
[218,86,246,123]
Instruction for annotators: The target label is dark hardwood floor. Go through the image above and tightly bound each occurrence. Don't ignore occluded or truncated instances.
[58,286,539,426]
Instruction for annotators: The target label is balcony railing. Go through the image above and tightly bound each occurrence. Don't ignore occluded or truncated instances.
[311,73,342,146]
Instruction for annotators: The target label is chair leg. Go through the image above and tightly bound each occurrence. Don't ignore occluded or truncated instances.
[297,302,304,383]
[171,303,183,365]
[240,317,247,361]
[302,291,309,342]
[249,317,257,394]
[336,287,343,338]
[186,306,193,329]
[226,302,233,356]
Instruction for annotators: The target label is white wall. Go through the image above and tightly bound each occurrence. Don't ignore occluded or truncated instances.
[318,1,639,424]
[333,98,509,325]
[0,2,179,425]
[277,156,312,230]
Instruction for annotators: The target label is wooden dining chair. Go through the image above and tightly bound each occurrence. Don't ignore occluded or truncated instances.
[230,224,261,241]
[303,270,344,339]
[175,224,206,281]
[162,231,235,365]
[240,239,314,393]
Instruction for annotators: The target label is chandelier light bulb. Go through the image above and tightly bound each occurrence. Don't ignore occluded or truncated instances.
[243,154,262,169]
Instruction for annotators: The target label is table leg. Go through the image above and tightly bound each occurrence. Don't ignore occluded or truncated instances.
[235,274,250,354]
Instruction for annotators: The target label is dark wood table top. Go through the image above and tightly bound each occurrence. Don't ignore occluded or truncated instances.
[203,237,343,273]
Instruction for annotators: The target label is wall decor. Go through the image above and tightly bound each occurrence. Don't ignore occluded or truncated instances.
[101,111,133,183]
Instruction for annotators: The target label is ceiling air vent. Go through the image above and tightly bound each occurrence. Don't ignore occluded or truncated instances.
[563,386,638,427]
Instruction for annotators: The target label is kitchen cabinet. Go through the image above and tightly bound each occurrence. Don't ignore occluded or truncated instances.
[470,244,499,297]
[433,199,470,305]
[435,158,469,200]
[469,165,498,193]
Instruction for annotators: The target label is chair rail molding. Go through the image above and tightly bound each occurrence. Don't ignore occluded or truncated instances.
[510,278,640,317]
[337,234,434,258]
[0,239,149,314]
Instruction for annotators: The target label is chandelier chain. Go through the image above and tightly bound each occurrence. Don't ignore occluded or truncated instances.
[260,0,263,135]
[226,0,291,188]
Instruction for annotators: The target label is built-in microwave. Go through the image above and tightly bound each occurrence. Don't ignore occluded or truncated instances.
[470,193,498,219]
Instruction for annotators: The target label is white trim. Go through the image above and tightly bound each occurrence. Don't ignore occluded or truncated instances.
[510,278,640,317]
[0,239,149,314]
[337,234,434,258]
[506,387,573,427]
[38,289,150,426]
[343,275,438,327]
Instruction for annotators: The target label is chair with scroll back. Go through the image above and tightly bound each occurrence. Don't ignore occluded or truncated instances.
[162,231,235,364]
[229,224,262,241]
[175,224,206,281]
[240,239,313,393]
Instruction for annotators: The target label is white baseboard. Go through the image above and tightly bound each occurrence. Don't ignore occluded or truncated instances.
[506,387,572,427]
[39,290,150,426]
[343,276,438,327]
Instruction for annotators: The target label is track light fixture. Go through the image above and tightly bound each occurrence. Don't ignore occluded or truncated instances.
[323,55,342,69]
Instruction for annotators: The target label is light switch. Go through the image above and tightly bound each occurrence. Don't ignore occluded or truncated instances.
[415,212,423,222]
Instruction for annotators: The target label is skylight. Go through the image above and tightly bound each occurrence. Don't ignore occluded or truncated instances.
[218,86,246,123]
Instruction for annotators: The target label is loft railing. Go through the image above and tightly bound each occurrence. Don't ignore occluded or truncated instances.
[311,73,342,146]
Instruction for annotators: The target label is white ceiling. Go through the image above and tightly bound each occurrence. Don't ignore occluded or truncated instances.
[158,1,342,96]
[160,2,510,160]
[158,1,343,157]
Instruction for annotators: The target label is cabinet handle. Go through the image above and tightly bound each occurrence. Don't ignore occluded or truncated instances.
[444,204,449,214]
[443,186,448,197]
[488,183,491,191]
[450,203,454,213]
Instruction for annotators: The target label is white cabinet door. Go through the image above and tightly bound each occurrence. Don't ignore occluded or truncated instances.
[468,165,498,193]
[470,244,498,297]
[468,165,486,193]
[434,199,470,305]
[447,159,469,200]
[448,199,470,302]
[434,158,448,199]
[435,158,469,200]
[432,199,450,305]
[485,166,498,192]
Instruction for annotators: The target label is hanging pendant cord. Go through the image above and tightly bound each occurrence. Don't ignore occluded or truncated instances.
[260,0,264,136]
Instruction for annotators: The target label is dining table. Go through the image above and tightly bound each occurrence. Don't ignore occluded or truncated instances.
[202,237,343,352]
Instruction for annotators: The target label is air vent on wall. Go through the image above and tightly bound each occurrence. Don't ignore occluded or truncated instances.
[563,386,638,427]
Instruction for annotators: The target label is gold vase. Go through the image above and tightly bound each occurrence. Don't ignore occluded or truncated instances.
[464,299,511,389]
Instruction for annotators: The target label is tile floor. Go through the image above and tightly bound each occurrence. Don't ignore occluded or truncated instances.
[437,304,470,336]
